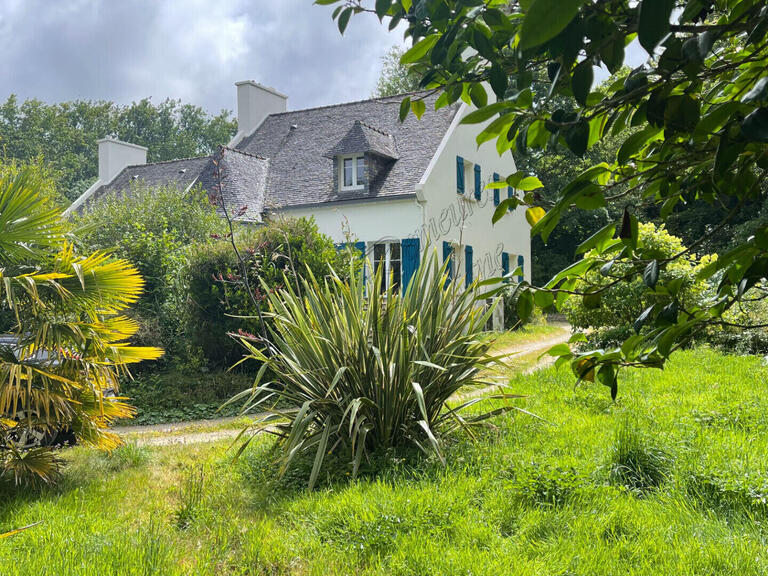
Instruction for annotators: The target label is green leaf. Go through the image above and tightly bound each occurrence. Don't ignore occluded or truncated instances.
[489,63,508,99]
[634,305,655,333]
[741,108,768,142]
[571,62,593,107]
[469,84,488,108]
[664,94,700,133]
[400,35,440,64]
[518,0,584,50]
[337,7,352,35]
[576,223,616,255]
[742,78,768,104]
[643,260,659,288]
[534,289,555,308]
[546,343,572,357]
[617,125,663,164]
[411,98,426,119]
[375,0,391,20]
[399,97,411,122]
[517,176,543,191]
[461,102,509,124]
[564,119,589,156]
[517,289,534,321]
[638,0,675,53]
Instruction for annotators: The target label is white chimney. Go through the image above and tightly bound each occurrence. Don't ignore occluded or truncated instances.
[97,138,148,183]
[231,81,288,146]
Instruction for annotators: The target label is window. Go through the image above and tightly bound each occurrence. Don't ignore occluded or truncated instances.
[340,154,366,190]
[372,241,402,292]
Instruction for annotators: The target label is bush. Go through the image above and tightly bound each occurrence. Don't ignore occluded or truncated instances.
[76,183,223,354]
[183,216,349,367]
[562,223,715,338]
[233,248,514,489]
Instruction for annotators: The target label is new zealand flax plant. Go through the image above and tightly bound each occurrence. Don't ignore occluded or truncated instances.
[229,247,522,489]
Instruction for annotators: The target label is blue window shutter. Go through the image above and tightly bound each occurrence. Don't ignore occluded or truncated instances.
[474,164,482,200]
[401,238,420,290]
[517,254,524,282]
[465,245,473,287]
[501,251,509,281]
[493,173,500,206]
[355,241,366,284]
[456,156,464,194]
[443,241,453,284]
[507,186,514,200]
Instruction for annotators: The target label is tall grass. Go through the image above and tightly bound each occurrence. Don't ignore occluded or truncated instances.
[231,248,516,488]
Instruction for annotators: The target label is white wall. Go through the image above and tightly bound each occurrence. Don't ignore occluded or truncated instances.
[419,103,531,285]
[275,197,422,246]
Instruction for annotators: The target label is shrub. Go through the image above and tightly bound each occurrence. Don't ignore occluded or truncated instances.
[232,248,516,489]
[183,216,349,367]
[606,421,672,493]
[562,223,715,339]
[76,183,223,354]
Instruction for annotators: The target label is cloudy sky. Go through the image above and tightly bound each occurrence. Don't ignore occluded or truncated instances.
[0,0,403,114]
[0,0,647,116]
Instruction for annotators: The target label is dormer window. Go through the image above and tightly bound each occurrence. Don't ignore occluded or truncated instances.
[340,154,366,190]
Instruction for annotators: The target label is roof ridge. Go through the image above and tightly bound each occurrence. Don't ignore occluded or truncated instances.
[122,154,211,170]
[265,89,437,118]
[220,145,268,161]
[355,120,393,138]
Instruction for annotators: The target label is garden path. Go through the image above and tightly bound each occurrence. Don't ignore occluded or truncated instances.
[119,323,571,446]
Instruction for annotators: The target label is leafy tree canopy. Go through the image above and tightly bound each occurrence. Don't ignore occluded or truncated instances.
[373,45,423,96]
[320,0,768,396]
[0,96,236,201]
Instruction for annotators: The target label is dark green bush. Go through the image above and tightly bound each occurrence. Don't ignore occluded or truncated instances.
[183,216,348,367]
[76,183,223,354]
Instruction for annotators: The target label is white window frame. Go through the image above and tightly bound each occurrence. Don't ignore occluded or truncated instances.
[370,240,402,292]
[339,154,366,191]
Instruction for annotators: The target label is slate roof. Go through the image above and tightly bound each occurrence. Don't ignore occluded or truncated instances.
[87,156,210,205]
[81,149,269,222]
[239,91,460,209]
[82,91,460,215]
[325,120,399,160]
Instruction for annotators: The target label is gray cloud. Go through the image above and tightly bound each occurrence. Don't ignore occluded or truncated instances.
[0,0,401,113]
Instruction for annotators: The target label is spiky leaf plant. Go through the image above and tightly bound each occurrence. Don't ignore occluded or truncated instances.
[232,248,519,489]
[0,168,163,485]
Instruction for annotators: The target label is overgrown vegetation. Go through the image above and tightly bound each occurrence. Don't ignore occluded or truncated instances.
[233,248,514,488]
[325,0,768,397]
[0,168,161,484]
[3,348,768,573]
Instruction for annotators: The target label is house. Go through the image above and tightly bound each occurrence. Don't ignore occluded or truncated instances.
[66,81,531,328]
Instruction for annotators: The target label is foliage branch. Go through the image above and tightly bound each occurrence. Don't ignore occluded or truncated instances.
[319,0,768,396]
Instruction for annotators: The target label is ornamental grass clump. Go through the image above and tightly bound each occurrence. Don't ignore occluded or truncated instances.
[231,248,516,489]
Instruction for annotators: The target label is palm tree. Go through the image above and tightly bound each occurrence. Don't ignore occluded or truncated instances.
[0,168,162,484]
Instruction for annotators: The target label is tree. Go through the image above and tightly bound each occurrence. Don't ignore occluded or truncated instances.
[0,96,236,201]
[373,45,422,96]
[320,0,768,396]
[0,168,162,485]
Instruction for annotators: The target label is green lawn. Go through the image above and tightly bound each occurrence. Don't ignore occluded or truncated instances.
[3,347,768,575]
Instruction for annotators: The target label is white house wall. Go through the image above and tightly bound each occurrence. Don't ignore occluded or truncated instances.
[276,198,422,246]
[420,105,531,285]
